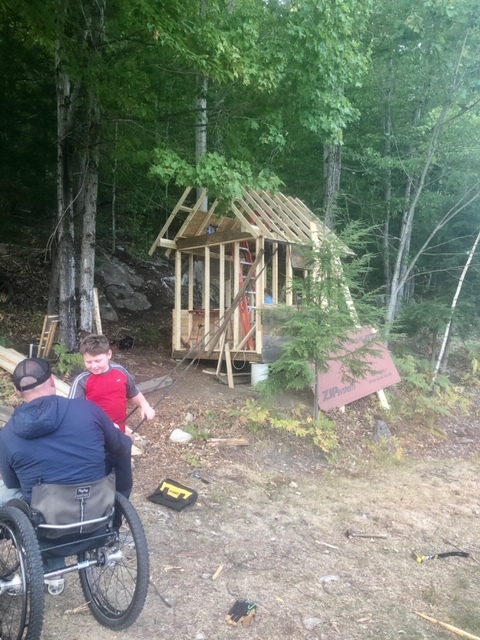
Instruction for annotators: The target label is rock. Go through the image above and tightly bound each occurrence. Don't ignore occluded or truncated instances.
[95,251,151,312]
[373,419,392,442]
[169,428,194,443]
[303,617,324,630]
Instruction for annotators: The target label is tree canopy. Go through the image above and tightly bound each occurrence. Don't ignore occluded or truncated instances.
[1,0,480,353]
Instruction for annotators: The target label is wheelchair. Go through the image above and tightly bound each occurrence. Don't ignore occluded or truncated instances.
[0,477,150,640]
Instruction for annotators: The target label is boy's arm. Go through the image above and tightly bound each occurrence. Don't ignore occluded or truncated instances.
[131,391,155,420]
[68,373,88,399]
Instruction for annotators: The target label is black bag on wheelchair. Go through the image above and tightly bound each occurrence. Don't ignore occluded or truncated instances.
[30,473,116,540]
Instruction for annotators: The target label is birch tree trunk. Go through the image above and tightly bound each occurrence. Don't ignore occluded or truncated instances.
[78,0,105,333]
[382,59,393,298]
[385,30,470,331]
[196,0,208,210]
[433,226,480,380]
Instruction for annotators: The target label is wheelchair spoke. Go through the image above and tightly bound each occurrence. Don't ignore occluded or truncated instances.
[79,493,149,630]
[0,508,44,640]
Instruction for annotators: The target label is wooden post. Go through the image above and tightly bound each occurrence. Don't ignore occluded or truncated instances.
[225,342,234,389]
[272,242,278,303]
[188,254,194,339]
[204,246,211,339]
[233,242,240,349]
[286,245,293,306]
[256,237,264,354]
[219,243,225,319]
[174,250,182,351]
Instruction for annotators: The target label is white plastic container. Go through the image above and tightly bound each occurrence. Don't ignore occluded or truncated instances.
[251,363,269,385]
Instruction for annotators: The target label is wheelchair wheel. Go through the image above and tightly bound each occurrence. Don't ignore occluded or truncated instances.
[78,492,149,629]
[0,506,45,640]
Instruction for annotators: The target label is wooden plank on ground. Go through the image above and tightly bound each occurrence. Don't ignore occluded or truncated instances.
[137,375,173,394]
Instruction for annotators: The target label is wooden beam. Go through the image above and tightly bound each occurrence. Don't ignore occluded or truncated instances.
[148,186,192,255]
[188,254,194,339]
[219,243,225,320]
[286,245,293,305]
[256,236,264,354]
[225,343,234,389]
[204,246,211,337]
[272,241,279,303]
[243,189,290,242]
[156,239,177,250]
[260,190,312,241]
[232,198,271,238]
[176,230,253,251]
[174,250,182,351]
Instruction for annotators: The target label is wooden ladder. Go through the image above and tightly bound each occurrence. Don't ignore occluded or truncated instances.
[238,242,256,350]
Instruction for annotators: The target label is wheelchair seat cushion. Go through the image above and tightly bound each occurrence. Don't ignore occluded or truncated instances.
[30,473,115,539]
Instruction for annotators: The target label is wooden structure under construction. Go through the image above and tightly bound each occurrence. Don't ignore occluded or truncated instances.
[148,187,333,364]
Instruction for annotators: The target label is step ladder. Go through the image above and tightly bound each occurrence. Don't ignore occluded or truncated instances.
[238,242,256,350]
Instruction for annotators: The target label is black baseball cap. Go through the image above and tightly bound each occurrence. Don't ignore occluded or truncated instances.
[13,358,52,392]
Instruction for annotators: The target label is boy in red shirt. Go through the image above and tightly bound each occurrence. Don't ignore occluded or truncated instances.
[69,334,155,432]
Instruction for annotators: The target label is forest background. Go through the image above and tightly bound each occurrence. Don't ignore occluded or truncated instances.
[2,0,480,368]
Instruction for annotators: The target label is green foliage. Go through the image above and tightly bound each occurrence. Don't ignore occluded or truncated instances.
[184,454,201,468]
[262,221,383,417]
[0,374,13,405]
[239,400,338,455]
[52,344,84,376]
[390,354,468,427]
[183,423,211,441]
[149,149,281,207]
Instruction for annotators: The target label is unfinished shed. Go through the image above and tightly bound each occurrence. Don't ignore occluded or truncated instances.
[148,187,333,364]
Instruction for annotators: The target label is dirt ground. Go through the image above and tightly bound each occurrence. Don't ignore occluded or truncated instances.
[37,346,480,640]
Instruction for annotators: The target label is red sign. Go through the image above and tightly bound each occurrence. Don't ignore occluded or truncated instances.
[316,328,401,412]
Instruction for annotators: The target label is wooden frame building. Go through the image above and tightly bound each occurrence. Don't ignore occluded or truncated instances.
[148,187,333,364]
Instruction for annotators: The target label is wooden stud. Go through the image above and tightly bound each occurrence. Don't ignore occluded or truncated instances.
[225,343,234,389]
[272,242,279,304]
[176,230,252,251]
[286,245,293,306]
[256,236,264,354]
[174,250,182,351]
[204,246,211,339]
[233,242,240,349]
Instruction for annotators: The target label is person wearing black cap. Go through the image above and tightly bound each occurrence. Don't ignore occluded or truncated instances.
[0,357,132,506]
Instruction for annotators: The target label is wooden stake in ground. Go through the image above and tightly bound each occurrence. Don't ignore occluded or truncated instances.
[415,611,480,640]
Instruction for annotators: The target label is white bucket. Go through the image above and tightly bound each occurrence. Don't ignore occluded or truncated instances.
[251,363,269,386]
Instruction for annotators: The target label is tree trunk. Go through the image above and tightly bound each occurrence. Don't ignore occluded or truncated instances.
[196,0,208,210]
[382,60,393,298]
[323,143,341,230]
[78,0,105,332]
[55,35,78,350]
[433,226,480,380]
[386,30,471,331]
[78,93,100,333]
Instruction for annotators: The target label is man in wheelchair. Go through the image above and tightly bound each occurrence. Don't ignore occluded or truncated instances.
[0,358,149,637]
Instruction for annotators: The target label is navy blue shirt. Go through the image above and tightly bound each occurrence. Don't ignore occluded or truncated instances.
[0,395,132,502]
